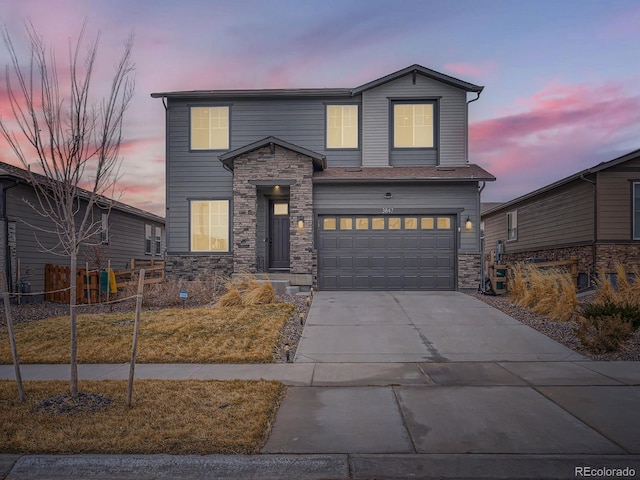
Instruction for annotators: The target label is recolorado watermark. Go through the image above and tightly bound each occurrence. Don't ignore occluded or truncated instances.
[575,466,636,477]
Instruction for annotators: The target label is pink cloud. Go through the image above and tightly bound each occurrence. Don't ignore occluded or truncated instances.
[443,61,497,79]
[471,81,640,201]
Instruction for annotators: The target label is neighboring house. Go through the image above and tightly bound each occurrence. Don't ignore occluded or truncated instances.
[0,161,165,296]
[482,148,640,284]
[152,64,495,291]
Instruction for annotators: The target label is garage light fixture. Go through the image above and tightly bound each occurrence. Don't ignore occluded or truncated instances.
[383,192,393,199]
[465,216,472,229]
[297,216,304,229]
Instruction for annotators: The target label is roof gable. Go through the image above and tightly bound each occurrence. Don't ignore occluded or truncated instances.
[352,64,484,94]
[219,136,327,171]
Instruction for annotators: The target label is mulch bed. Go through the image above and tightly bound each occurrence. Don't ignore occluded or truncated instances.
[36,392,114,416]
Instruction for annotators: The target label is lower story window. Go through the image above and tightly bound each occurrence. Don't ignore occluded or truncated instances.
[634,183,640,240]
[191,200,230,252]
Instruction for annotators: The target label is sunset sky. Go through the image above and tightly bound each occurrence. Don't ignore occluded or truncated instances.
[1,0,639,217]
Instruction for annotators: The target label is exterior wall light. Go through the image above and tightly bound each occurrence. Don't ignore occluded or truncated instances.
[384,192,393,199]
[297,216,304,229]
[465,216,472,229]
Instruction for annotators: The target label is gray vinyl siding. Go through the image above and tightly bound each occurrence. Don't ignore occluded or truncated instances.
[362,74,468,167]
[165,96,363,253]
[482,180,595,255]
[5,184,164,294]
[313,182,480,252]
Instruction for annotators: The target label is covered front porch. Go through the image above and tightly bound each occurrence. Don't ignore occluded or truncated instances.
[219,137,325,285]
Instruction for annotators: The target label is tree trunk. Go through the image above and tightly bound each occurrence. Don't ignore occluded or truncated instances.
[69,252,78,397]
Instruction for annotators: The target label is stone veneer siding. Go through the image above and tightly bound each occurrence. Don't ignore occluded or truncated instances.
[596,243,640,273]
[498,245,594,275]
[165,254,233,281]
[232,145,314,275]
[457,253,481,290]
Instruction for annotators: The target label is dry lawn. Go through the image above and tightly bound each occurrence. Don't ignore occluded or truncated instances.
[0,379,284,454]
[0,304,294,364]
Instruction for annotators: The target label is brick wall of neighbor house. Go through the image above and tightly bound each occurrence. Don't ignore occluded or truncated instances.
[233,145,314,275]
[165,254,234,281]
[495,245,594,274]
[458,253,481,290]
[596,243,640,273]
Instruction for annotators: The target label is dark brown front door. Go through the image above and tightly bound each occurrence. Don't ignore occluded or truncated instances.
[269,201,290,269]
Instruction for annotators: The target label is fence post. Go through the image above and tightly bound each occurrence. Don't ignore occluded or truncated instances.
[1,272,25,402]
[127,269,145,407]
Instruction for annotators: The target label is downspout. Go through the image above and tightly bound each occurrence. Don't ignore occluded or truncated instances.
[465,90,482,164]
[580,172,597,285]
[478,181,486,292]
[2,180,20,292]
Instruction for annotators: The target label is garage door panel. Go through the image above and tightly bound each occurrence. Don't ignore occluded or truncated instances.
[337,256,353,268]
[338,237,354,249]
[354,256,370,268]
[321,237,338,249]
[354,237,370,249]
[318,214,456,291]
[370,256,386,268]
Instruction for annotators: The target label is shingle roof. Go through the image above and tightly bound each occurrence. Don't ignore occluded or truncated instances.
[151,64,483,99]
[0,161,164,223]
[313,165,495,183]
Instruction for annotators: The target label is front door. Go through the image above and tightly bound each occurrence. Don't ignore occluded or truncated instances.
[269,201,290,269]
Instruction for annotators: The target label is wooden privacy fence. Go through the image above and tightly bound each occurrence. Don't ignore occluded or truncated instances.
[45,259,164,304]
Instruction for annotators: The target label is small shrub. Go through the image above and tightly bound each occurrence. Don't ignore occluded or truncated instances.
[575,314,634,353]
[580,301,640,330]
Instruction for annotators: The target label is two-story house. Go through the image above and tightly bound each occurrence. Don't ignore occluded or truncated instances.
[152,64,495,291]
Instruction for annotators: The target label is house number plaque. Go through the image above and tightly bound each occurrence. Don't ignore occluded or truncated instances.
[382,207,394,214]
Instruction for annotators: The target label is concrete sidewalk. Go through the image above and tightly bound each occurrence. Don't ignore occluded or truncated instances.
[2,291,640,479]
[2,361,640,479]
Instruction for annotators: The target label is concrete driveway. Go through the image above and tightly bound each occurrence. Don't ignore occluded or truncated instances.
[294,291,584,363]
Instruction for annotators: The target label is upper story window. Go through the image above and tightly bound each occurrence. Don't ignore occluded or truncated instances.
[326,104,358,149]
[191,106,229,150]
[191,200,229,252]
[633,183,640,240]
[392,101,435,149]
[507,210,518,241]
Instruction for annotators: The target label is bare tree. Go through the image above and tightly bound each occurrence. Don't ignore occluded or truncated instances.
[0,21,135,397]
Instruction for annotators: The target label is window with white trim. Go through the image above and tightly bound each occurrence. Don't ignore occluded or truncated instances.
[145,224,152,254]
[101,213,109,244]
[507,210,518,241]
[190,200,229,252]
[326,105,358,148]
[191,106,229,150]
[155,226,162,255]
[633,183,640,240]
[393,102,434,148]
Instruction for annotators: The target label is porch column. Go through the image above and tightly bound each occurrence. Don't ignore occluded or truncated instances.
[233,179,257,273]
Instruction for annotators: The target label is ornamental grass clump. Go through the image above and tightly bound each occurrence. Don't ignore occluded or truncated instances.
[217,274,279,307]
[508,264,577,322]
